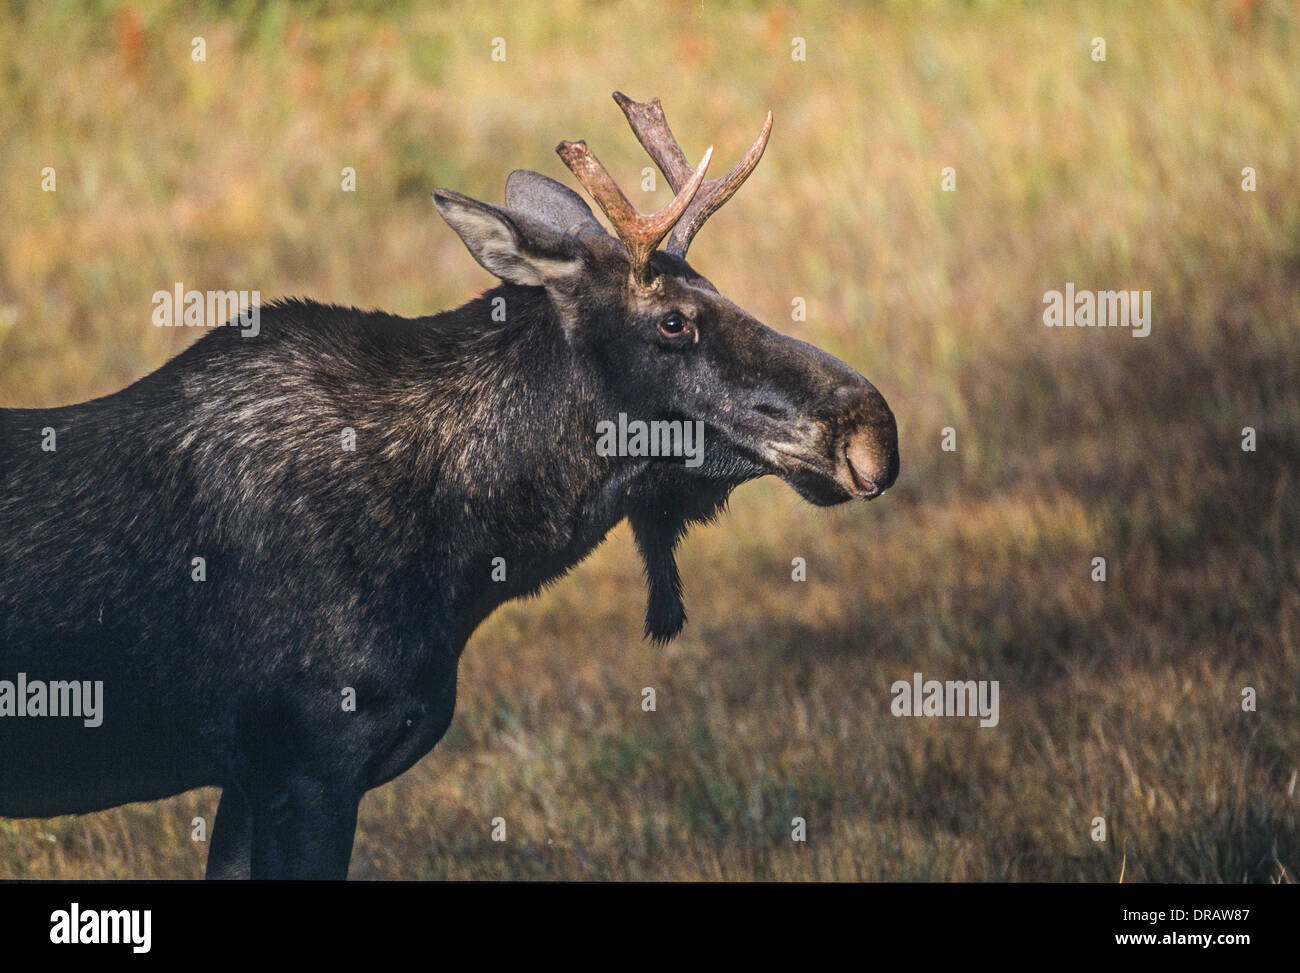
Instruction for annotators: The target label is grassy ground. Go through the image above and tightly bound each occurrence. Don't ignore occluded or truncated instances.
[0,0,1296,880]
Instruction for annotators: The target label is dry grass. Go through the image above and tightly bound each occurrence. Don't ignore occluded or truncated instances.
[0,0,1296,880]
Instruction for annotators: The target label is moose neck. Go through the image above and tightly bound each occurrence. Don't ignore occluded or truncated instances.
[384,285,648,646]
[245,288,726,651]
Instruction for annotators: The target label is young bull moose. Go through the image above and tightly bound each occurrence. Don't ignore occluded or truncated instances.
[0,93,898,878]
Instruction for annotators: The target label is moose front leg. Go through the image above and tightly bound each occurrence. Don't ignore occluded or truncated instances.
[247,771,363,880]
[206,786,253,879]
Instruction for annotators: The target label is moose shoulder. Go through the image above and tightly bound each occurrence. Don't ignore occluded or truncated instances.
[0,93,898,879]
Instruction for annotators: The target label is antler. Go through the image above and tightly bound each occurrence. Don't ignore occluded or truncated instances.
[556,138,713,290]
[612,91,772,258]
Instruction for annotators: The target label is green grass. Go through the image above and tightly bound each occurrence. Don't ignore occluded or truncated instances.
[0,0,1297,880]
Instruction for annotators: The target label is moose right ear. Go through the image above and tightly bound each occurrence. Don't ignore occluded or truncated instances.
[504,169,609,240]
[432,189,587,289]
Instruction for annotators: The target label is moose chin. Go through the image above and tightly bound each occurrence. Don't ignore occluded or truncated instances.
[0,91,897,879]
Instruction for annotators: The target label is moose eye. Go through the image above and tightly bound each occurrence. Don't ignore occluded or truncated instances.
[658,313,695,340]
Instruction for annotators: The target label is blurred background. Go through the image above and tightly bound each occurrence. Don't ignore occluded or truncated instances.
[0,0,1296,880]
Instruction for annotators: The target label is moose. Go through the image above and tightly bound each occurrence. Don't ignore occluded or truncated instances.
[0,93,898,879]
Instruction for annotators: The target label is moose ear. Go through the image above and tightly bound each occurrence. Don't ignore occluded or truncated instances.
[504,169,609,240]
[432,189,587,288]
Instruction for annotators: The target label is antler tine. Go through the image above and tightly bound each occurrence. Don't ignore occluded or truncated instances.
[668,110,771,256]
[613,91,772,258]
[556,138,712,289]
[611,91,696,190]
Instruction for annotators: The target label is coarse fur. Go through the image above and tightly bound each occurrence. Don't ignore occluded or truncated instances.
[0,170,897,879]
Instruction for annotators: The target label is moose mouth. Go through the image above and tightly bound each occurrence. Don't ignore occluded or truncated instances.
[844,443,885,498]
[768,443,887,506]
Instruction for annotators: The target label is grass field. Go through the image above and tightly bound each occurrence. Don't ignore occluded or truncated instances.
[0,0,1297,880]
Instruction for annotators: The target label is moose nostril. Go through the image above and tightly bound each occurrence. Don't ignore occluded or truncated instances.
[843,435,892,498]
[753,401,789,420]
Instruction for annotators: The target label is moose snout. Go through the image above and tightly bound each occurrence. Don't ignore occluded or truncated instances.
[837,386,899,500]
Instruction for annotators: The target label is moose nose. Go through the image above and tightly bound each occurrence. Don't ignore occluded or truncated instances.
[838,388,899,500]
[843,435,894,499]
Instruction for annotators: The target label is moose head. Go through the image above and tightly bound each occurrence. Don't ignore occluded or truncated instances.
[432,92,899,639]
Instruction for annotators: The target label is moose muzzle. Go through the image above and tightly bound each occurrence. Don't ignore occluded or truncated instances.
[839,385,899,500]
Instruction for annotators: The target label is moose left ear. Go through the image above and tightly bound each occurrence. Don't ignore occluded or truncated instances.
[432,189,588,288]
